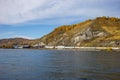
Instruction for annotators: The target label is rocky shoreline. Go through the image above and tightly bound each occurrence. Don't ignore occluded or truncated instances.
[49,47,120,51]
[1,47,120,51]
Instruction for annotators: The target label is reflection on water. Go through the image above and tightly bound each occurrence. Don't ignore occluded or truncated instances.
[0,49,120,80]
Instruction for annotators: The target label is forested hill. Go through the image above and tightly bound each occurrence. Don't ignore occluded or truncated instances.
[38,16,120,47]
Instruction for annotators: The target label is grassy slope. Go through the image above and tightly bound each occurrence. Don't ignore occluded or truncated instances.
[39,17,120,47]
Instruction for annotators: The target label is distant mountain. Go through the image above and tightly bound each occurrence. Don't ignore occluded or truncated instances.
[38,16,120,47]
[0,38,34,48]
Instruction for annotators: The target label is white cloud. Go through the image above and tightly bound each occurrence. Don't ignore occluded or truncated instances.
[0,0,119,24]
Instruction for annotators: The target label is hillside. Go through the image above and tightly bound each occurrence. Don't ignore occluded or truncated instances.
[0,16,120,48]
[0,38,34,48]
[39,16,120,47]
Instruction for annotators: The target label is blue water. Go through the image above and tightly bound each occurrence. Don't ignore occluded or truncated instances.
[0,49,120,80]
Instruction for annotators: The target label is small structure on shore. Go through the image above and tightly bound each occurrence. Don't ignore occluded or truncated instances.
[33,42,45,48]
[23,45,30,48]
[13,45,30,49]
[13,45,19,49]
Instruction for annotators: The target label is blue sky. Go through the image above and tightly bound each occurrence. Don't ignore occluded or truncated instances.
[0,0,120,39]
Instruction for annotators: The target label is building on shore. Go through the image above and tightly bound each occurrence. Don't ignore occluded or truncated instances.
[13,45,19,49]
[23,45,30,48]
[13,45,30,49]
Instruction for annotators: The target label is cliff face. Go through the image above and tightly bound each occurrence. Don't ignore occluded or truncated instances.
[39,17,120,47]
[73,27,107,46]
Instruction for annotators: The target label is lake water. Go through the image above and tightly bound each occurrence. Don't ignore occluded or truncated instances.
[0,49,120,80]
